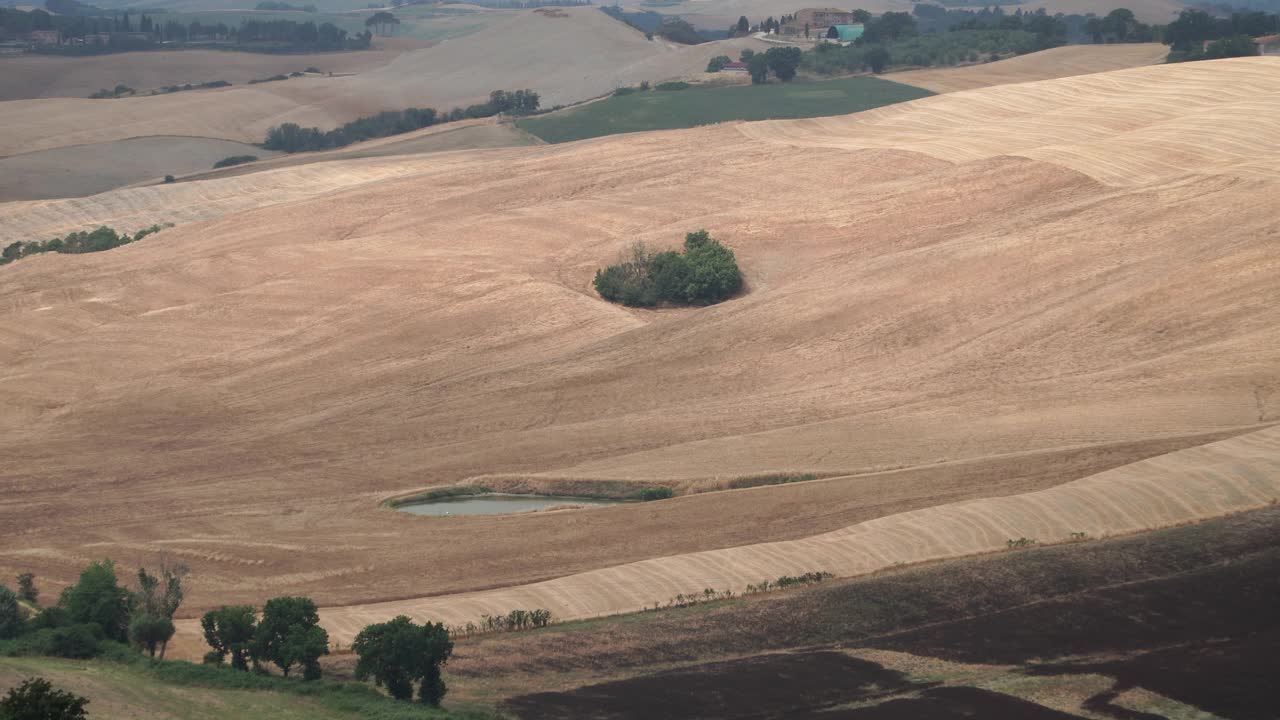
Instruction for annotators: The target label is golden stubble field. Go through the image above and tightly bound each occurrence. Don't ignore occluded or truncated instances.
[1,58,1278,649]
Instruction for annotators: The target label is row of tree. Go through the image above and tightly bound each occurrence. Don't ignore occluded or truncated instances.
[0,8,373,52]
[2,224,169,266]
[264,90,541,153]
[2,563,460,708]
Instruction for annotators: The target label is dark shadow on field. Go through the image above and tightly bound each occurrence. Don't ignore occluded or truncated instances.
[503,651,932,720]
[1031,628,1280,720]
[813,687,1090,719]
[867,548,1280,718]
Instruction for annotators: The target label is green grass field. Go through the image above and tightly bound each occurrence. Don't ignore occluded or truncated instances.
[0,656,496,720]
[516,76,934,144]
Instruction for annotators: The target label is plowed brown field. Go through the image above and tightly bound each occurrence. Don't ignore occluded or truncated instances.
[2,58,1277,654]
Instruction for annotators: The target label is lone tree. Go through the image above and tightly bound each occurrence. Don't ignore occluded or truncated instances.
[59,560,133,643]
[0,678,88,720]
[130,561,187,658]
[365,10,399,36]
[765,46,802,81]
[353,616,454,704]
[748,53,770,83]
[0,586,21,640]
[252,596,329,679]
[736,15,748,34]
[16,573,37,605]
[201,605,258,670]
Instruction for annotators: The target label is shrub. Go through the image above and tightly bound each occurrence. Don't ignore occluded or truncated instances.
[593,230,742,307]
[706,54,731,72]
[655,80,691,91]
[635,487,674,501]
[248,74,289,84]
[639,80,650,90]
[613,86,636,96]
[163,175,176,183]
[0,678,89,720]
[212,155,258,169]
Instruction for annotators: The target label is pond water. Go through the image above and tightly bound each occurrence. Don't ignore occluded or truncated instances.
[395,493,619,517]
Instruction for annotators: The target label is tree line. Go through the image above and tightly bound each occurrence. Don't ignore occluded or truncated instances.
[2,224,170,266]
[264,90,541,153]
[0,8,373,53]
[593,230,743,307]
[0,563,457,708]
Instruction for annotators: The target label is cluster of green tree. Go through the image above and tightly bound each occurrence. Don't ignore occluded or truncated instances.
[365,10,400,36]
[806,28,1043,74]
[654,80,691,90]
[213,155,259,168]
[1,564,464,713]
[654,17,704,43]
[2,225,169,266]
[150,79,232,96]
[747,46,802,83]
[600,6,726,42]
[1,678,89,720]
[199,598,328,680]
[88,83,135,98]
[235,19,372,50]
[462,0,591,7]
[1081,8,1157,42]
[743,570,834,594]
[705,54,732,71]
[256,0,318,11]
[1164,8,1276,60]
[593,230,742,307]
[264,90,540,153]
[0,7,374,53]
[0,561,186,661]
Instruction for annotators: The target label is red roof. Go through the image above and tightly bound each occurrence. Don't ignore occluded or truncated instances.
[723,61,748,69]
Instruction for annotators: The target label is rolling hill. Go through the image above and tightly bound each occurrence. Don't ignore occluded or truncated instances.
[1,57,1278,661]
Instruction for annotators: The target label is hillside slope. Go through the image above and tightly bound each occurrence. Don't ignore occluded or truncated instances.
[1,58,1277,632]
[0,8,764,157]
[891,43,1168,94]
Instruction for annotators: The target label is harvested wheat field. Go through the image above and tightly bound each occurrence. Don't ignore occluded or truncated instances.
[300,425,1280,646]
[0,137,278,202]
[0,40,419,102]
[0,8,766,159]
[2,58,1279,655]
[891,43,1169,94]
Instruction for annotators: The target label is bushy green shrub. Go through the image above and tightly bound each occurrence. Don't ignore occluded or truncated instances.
[613,85,636,96]
[0,677,89,720]
[706,55,731,72]
[635,487,675,501]
[593,230,742,307]
[213,155,258,169]
[655,80,691,91]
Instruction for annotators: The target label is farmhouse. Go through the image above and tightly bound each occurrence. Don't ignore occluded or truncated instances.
[1255,34,1280,55]
[29,29,61,45]
[791,7,855,29]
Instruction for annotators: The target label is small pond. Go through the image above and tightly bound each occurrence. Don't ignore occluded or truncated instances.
[395,493,619,517]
